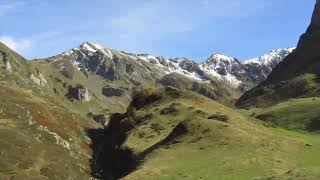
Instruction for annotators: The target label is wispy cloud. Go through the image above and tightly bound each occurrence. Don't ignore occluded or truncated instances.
[107,0,270,47]
[0,36,32,53]
[0,0,275,59]
[0,1,26,17]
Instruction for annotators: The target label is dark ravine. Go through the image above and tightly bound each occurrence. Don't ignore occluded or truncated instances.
[87,87,188,179]
[87,116,137,180]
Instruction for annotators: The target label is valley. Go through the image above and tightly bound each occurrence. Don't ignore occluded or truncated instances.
[1,0,320,180]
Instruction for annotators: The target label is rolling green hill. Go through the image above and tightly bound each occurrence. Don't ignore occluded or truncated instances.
[88,87,320,180]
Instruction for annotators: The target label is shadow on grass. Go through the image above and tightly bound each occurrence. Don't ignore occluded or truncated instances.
[87,113,138,180]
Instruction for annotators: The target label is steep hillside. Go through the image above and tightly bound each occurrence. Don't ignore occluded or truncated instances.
[158,73,241,105]
[0,42,44,88]
[89,87,320,179]
[236,0,320,108]
[0,86,99,179]
[243,48,295,85]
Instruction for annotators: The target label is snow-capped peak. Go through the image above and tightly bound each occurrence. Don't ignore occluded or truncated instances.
[243,47,295,65]
[79,42,105,52]
[207,53,236,63]
[136,54,163,61]
[200,53,243,87]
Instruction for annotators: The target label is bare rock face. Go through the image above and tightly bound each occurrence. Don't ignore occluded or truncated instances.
[0,50,12,73]
[298,0,320,46]
[307,0,320,34]
[4,60,11,72]
[30,72,47,87]
[236,0,320,108]
[93,114,110,127]
[66,84,91,102]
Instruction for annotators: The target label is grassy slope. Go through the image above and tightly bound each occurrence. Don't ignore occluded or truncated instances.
[0,42,37,88]
[158,72,241,107]
[236,73,320,108]
[243,97,320,131]
[0,86,99,179]
[120,88,320,180]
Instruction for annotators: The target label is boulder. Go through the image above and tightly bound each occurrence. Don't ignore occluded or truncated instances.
[4,60,11,72]
[66,84,91,102]
[30,72,47,87]
[93,114,110,127]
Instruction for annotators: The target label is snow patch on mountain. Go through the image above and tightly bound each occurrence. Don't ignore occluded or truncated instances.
[243,48,295,65]
[200,53,244,87]
[56,42,295,89]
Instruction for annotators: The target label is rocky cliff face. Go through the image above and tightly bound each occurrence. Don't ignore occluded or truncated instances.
[66,84,91,102]
[236,0,320,108]
[306,0,320,34]
[243,48,295,84]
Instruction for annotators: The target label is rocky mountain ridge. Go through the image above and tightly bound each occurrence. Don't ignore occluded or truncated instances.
[54,42,294,90]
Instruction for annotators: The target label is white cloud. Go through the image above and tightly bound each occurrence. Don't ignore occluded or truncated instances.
[0,1,25,17]
[0,36,32,52]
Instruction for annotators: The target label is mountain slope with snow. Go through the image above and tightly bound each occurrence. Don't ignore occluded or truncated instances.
[36,42,294,107]
[56,42,294,89]
[243,48,295,84]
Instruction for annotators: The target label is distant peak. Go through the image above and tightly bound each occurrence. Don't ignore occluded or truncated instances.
[79,42,106,52]
[243,47,295,65]
[207,53,236,62]
[269,47,295,53]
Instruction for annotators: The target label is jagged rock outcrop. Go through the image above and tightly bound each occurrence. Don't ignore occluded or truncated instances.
[30,71,47,87]
[47,42,155,83]
[306,0,320,34]
[200,54,253,91]
[4,60,11,72]
[243,48,295,85]
[1,50,12,73]
[66,84,91,102]
[93,114,110,127]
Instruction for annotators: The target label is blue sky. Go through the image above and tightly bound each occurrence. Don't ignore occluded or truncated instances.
[0,0,315,61]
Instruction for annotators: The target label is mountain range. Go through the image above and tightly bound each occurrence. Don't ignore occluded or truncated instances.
[51,42,294,89]
[30,41,293,107]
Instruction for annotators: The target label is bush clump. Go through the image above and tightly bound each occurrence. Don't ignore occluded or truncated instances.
[150,123,165,135]
[160,104,178,115]
[208,113,229,122]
